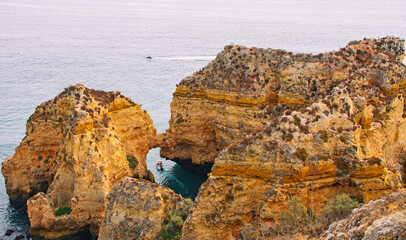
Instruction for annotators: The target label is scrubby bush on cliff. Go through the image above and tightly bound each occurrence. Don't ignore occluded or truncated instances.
[259,194,360,238]
[159,198,193,239]
[276,197,313,234]
[126,155,138,169]
[313,193,360,234]
[55,207,72,217]
[160,211,184,239]
[184,197,193,208]
[251,197,314,238]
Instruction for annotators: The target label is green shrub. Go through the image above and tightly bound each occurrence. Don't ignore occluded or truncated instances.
[277,210,295,226]
[293,115,301,126]
[274,196,318,236]
[225,193,234,201]
[286,133,294,141]
[277,197,312,234]
[159,200,193,239]
[55,207,72,217]
[126,155,138,169]
[273,194,361,237]
[159,211,184,240]
[319,130,329,142]
[295,148,307,161]
[315,194,360,234]
[175,113,184,124]
[180,209,188,221]
[159,229,181,240]
[205,214,213,221]
[337,168,350,177]
[184,198,193,208]
[319,194,360,222]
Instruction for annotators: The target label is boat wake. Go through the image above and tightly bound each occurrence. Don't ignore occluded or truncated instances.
[153,56,215,61]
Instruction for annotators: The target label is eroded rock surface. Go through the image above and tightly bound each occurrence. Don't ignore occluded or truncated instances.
[158,37,406,173]
[99,177,193,240]
[181,37,406,239]
[4,37,406,240]
[322,191,406,240]
[3,84,156,238]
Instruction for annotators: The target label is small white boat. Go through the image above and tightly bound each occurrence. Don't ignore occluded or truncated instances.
[156,160,164,171]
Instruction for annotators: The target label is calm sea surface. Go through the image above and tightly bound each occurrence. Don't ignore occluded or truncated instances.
[0,0,405,237]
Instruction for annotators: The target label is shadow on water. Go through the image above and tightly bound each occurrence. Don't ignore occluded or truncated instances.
[161,164,208,199]
[147,148,208,199]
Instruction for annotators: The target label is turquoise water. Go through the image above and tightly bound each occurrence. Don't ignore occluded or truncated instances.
[0,0,405,238]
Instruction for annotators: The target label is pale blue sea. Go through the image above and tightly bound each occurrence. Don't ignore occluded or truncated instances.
[0,0,405,238]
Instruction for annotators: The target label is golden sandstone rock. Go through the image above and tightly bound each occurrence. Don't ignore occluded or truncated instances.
[98,177,192,240]
[158,37,406,176]
[3,84,156,238]
[180,37,406,239]
[3,37,406,239]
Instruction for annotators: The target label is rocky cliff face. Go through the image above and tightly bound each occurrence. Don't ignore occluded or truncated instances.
[181,37,406,239]
[2,94,66,209]
[158,37,406,173]
[99,177,193,240]
[4,37,406,240]
[3,84,156,238]
[321,191,406,240]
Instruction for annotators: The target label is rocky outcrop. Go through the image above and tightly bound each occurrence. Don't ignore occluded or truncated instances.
[181,37,406,239]
[4,37,406,240]
[2,96,64,209]
[98,177,193,240]
[321,191,406,240]
[158,37,406,173]
[3,84,156,238]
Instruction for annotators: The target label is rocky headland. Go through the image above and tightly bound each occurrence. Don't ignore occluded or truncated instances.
[181,37,406,239]
[2,37,406,239]
[157,37,406,174]
[3,84,156,238]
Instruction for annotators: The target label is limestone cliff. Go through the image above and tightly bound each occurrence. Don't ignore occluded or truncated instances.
[321,191,406,240]
[158,37,406,173]
[4,37,406,240]
[3,84,156,238]
[181,37,406,239]
[99,177,193,240]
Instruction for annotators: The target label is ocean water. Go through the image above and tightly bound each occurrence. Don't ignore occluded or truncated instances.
[0,0,405,238]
